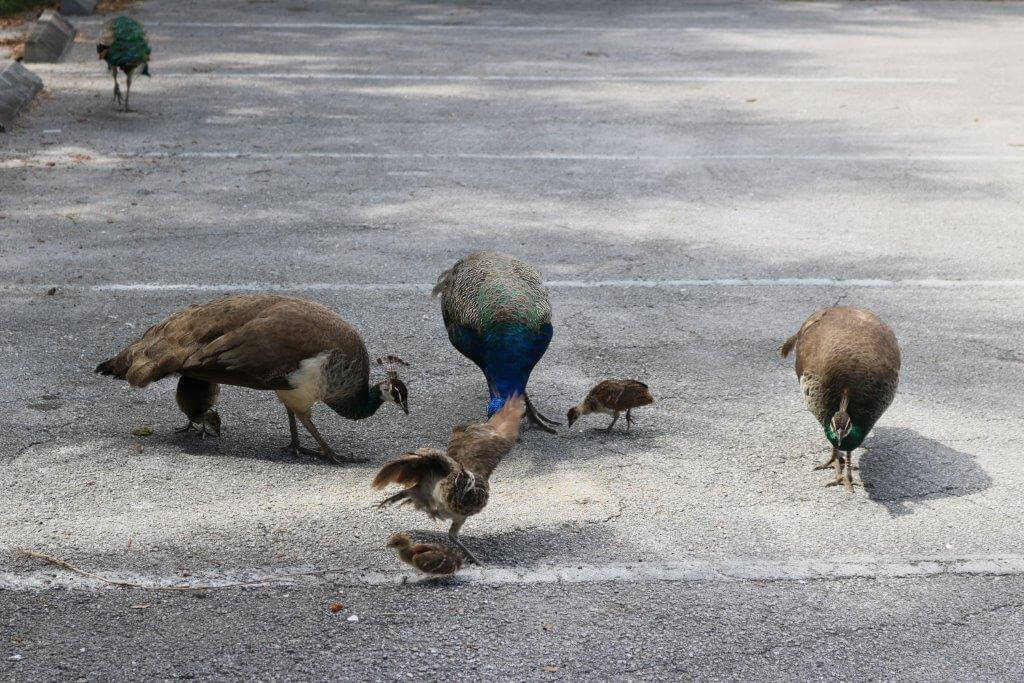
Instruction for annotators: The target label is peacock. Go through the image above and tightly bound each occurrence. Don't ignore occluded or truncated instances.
[432,250,560,432]
[96,16,151,112]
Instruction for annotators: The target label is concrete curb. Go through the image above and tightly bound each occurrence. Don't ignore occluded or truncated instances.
[60,0,99,15]
[23,10,77,64]
[0,61,43,133]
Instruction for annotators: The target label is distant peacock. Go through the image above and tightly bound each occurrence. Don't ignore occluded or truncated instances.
[96,16,151,112]
[432,251,560,432]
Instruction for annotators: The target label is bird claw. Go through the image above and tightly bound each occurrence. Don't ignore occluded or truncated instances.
[320,448,370,466]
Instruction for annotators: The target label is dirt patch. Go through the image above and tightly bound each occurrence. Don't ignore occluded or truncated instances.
[97,0,140,12]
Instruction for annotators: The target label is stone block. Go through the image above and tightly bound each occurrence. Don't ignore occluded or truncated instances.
[23,10,77,64]
[60,0,98,15]
[0,60,43,132]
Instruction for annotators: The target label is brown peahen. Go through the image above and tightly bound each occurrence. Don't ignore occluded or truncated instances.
[432,251,559,433]
[780,306,900,491]
[373,395,525,565]
[95,294,409,465]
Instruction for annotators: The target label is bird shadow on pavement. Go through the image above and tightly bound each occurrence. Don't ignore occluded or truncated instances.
[396,522,618,574]
[858,427,992,517]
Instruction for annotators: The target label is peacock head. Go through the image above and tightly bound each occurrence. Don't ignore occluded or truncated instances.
[376,356,409,415]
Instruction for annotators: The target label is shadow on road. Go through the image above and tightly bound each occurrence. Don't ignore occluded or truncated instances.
[859,426,992,517]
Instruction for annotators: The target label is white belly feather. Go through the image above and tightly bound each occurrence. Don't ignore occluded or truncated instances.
[275,352,329,414]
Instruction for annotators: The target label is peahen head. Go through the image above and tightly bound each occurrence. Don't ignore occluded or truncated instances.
[825,388,865,450]
[376,356,410,415]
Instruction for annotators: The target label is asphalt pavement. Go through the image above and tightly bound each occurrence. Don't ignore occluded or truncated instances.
[2,0,1024,679]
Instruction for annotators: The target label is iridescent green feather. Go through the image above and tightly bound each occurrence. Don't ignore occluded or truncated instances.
[99,17,150,71]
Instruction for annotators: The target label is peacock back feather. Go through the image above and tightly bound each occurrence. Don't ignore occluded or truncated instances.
[434,251,553,414]
[98,17,151,72]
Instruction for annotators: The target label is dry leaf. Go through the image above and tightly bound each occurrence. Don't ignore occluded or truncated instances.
[132,426,153,437]
[540,666,558,673]
[329,602,343,613]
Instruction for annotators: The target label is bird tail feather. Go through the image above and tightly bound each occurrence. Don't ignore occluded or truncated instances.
[780,332,799,358]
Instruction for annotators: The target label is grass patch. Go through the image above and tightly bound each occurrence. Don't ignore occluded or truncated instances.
[0,0,52,19]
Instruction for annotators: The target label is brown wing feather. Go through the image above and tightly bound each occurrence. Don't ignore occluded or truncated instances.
[95,295,366,390]
[372,449,456,489]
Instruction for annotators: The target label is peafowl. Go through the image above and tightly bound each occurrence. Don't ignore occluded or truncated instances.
[567,379,654,432]
[432,250,560,433]
[95,294,409,465]
[373,395,525,565]
[780,306,901,491]
[96,16,151,112]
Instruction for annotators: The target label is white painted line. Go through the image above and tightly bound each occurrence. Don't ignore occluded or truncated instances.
[3,279,1024,295]
[5,151,1024,166]
[63,19,714,32]
[29,68,956,85]
[5,554,1024,591]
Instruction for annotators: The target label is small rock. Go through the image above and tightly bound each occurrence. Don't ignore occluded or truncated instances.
[7,654,22,661]
[347,614,359,623]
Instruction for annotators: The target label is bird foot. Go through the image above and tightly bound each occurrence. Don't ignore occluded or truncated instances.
[824,474,859,491]
[452,538,484,567]
[319,448,370,466]
[282,442,318,458]
[528,412,559,434]
[175,422,195,434]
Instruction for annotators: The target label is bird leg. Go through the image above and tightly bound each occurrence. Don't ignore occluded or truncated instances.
[449,519,483,567]
[376,490,409,509]
[813,447,839,471]
[123,71,134,112]
[282,408,314,458]
[295,410,369,465]
[625,409,635,431]
[111,72,122,106]
[605,411,620,432]
[523,392,560,434]
[824,451,858,491]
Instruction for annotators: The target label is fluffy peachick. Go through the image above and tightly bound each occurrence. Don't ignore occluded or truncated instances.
[567,379,654,431]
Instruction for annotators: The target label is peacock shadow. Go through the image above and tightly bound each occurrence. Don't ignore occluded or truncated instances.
[397,522,618,575]
[858,426,992,517]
